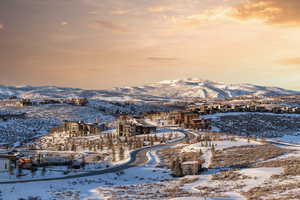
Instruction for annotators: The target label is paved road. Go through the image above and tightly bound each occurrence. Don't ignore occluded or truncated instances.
[268,140,300,148]
[0,129,193,184]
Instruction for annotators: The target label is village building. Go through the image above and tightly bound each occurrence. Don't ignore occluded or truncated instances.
[289,107,300,114]
[189,118,212,130]
[63,121,106,136]
[0,158,10,172]
[0,153,17,172]
[16,99,33,107]
[181,160,201,175]
[167,111,184,125]
[117,116,157,137]
[253,105,268,112]
[0,99,20,107]
[183,111,199,126]
[68,98,88,106]
[18,157,33,169]
[165,110,211,130]
[146,112,169,126]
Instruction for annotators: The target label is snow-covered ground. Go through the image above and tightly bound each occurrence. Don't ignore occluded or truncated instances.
[0,126,183,183]
[239,167,283,191]
[181,138,261,153]
[1,79,300,199]
[1,130,300,199]
[173,132,300,200]
[0,105,114,145]
[182,167,283,200]
[0,147,172,200]
[203,111,300,119]
[205,112,300,145]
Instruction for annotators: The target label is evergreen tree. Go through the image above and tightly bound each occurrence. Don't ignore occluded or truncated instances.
[150,136,154,146]
[170,159,177,171]
[30,167,36,177]
[16,165,23,177]
[119,146,125,161]
[81,155,86,169]
[174,158,183,177]
[8,164,14,177]
[211,144,215,154]
[112,146,116,162]
[41,167,46,176]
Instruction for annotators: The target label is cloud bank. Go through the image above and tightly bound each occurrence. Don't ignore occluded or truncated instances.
[90,20,130,33]
[231,0,300,26]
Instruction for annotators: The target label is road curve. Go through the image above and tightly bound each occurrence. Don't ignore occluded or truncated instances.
[268,140,300,148]
[0,129,193,184]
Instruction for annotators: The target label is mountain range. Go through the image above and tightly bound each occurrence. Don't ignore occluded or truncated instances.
[0,78,299,101]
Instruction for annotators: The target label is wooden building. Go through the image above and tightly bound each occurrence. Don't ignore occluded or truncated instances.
[16,99,33,107]
[165,110,211,130]
[0,158,10,172]
[69,98,88,106]
[189,118,212,130]
[117,117,156,137]
[63,121,105,136]
[182,160,201,175]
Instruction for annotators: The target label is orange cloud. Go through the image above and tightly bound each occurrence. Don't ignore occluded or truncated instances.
[89,20,130,33]
[111,9,131,15]
[148,6,173,13]
[147,57,178,62]
[230,0,300,26]
[171,7,233,29]
[0,24,4,30]
[279,57,300,65]
[171,0,300,28]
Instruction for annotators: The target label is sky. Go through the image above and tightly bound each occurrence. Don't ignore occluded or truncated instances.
[0,0,300,90]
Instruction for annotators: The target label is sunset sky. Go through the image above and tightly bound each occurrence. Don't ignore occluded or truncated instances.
[1,0,300,90]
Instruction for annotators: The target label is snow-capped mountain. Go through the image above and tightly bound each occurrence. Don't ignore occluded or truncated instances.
[113,78,300,99]
[0,78,299,100]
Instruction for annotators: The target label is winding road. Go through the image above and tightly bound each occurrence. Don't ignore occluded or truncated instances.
[0,128,194,184]
[268,140,300,148]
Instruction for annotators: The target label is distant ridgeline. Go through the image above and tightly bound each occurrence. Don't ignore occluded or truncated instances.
[0,97,88,107]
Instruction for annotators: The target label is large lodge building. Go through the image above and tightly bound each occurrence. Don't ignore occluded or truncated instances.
[117,116,157,137]
[124,110,212,133]
[61,121,106,136]
[166,110,211,130]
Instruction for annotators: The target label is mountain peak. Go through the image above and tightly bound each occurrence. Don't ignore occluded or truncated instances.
[0,79,299,100]
[130,79,300,99]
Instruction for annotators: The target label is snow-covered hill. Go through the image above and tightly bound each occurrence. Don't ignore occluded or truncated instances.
[114,78,300,99]
[0,78,299,100]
